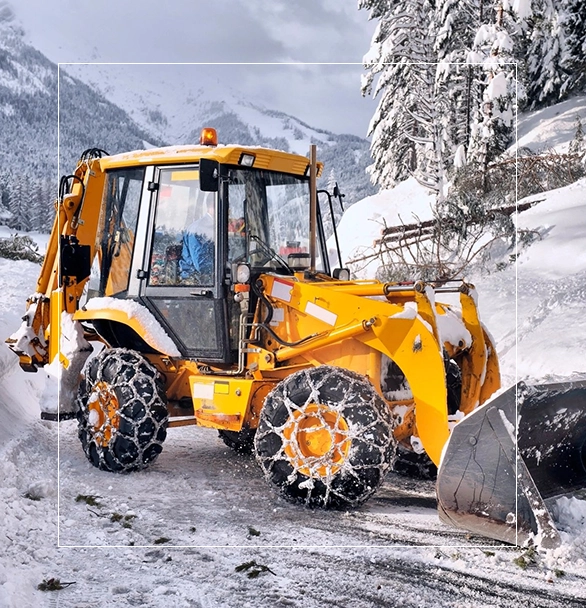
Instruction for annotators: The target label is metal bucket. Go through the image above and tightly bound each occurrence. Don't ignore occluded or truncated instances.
[436,380,586,548]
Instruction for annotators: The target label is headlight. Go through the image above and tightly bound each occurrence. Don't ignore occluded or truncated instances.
[236,263,251,284]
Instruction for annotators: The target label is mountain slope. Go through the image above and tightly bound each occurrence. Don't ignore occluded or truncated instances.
[0,3,163,230]
[63,63,376,206]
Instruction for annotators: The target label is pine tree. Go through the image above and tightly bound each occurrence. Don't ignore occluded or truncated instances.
[525,0,568,108]
[569,115,585,156]
[8,175,31,232]
[360,0,438,190]
[42,178,56,232]
[0,171,11,222]
[467,1,518,170]
[434,0,486,178]
[560,0,586,97]
[326,169,337,193]
[31,179,46,232]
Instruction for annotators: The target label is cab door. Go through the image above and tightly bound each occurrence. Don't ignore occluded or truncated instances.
[138,165,230,362]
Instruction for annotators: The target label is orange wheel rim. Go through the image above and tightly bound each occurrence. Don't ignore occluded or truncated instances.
[282,403,351,478]
[88,381,120,447]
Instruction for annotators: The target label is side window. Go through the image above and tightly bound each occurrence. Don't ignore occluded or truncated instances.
[227,182,246,265]
[149,168,216,286]
[97,168,145,296]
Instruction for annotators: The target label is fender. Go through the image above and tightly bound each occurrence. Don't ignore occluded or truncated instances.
[75,297,181,357]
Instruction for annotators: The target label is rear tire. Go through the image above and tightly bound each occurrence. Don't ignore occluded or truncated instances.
[218,429,256,455]
[392,445,437,480]
[77,348,168,472]
[254,366,396,509]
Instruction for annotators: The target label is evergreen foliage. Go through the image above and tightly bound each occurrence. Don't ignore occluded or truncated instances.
[360,0,586,280]
[0,16,164,234]
[434,0,484,180]
[466,4,518,168]
[525,0,567,108]
[560,0,586,97]
[361,0,437,190]
[360,0,586,189]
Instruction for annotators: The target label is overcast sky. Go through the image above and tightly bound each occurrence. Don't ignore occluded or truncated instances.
[14,0,378,136]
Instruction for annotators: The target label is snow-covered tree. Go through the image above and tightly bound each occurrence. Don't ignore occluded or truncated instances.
[525,0,567,108]
[434,0,486,180]
[466,2,518,169]
[9,175,31,232]
[523,0,586,108]
[360,0,438,190]
[569,115,586,156]
[560,0,586,97]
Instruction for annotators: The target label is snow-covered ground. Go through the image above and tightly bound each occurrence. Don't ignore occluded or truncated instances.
[2,186,586,608]
[2,104,586,605]
[514,93,586,153]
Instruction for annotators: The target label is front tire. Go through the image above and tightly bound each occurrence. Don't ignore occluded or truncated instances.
[77,349,168,472]
[254,366,396,509]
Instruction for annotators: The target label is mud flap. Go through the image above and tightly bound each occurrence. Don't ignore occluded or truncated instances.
[436,380,586,548]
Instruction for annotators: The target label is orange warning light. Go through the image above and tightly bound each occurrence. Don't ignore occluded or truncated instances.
[200,128,218,146]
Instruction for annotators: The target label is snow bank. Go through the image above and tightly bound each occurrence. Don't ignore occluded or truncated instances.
[475,177,586,383]
[0,258,47,445]
[332,177,435,276]
[516,179,586,278]
[514,93,586,153]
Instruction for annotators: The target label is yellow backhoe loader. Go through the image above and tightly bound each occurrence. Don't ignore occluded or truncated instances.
[7,128,586,547]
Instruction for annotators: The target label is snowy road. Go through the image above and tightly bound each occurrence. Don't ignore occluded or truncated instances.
[2,417,586,607]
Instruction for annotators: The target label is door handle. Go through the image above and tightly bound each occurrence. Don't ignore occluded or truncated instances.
[190,290,213,297]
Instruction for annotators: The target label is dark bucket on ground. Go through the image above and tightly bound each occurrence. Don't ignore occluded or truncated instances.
[436,379,586,548]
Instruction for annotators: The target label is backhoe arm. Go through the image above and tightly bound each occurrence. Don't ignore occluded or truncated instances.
[6,155,106,372]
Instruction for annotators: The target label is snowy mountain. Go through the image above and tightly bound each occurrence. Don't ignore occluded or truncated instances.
[0,5,163,230]
[0,8,376,234]
[0,4,161,172]
[63,63,376,206]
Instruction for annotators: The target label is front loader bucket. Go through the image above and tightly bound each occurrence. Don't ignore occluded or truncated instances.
[437,380,586,548]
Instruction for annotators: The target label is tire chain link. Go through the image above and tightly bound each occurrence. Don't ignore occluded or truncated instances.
[77,348,168,472]
[255,366,397,508]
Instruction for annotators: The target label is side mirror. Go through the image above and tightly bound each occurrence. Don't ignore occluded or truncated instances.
[199,158,220,192]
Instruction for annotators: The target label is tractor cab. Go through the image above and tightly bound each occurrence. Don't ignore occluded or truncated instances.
[87,130,331,364]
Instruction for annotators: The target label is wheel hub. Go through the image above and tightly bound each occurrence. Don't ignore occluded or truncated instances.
[88,381,120,447]
[282,403,351,478]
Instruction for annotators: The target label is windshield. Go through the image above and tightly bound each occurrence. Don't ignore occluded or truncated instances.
[227,168,324,272]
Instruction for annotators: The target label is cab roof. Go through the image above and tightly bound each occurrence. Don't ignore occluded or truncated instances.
[97,144,323,177]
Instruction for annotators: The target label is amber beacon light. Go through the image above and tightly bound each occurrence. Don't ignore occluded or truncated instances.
[200,127,218,146]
